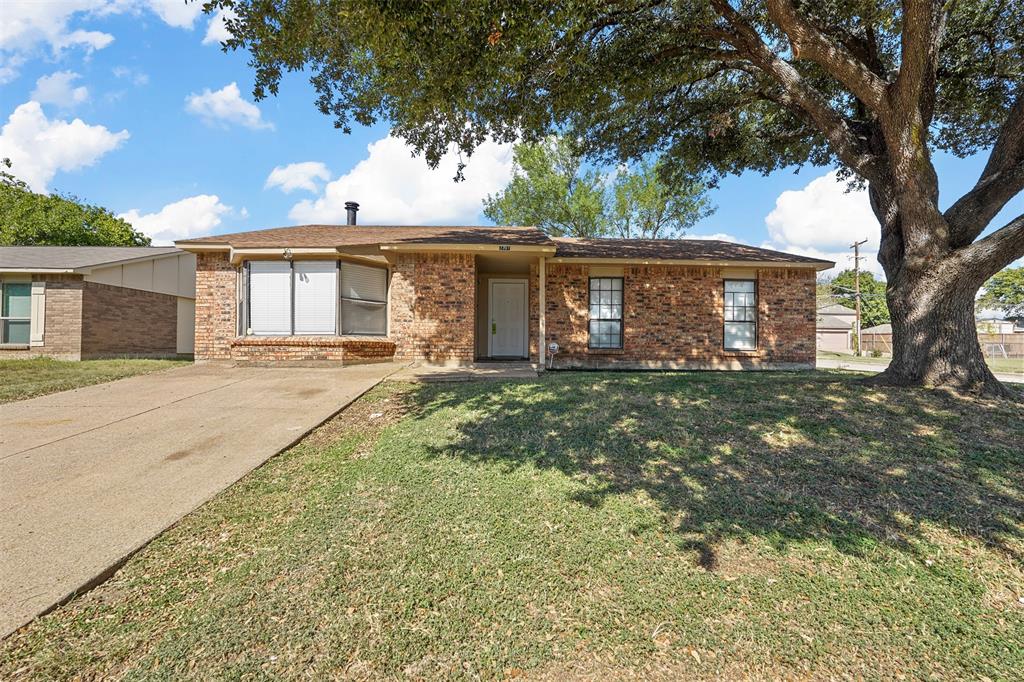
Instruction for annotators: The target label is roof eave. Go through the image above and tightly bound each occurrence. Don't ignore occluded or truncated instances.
[548,256,833,270]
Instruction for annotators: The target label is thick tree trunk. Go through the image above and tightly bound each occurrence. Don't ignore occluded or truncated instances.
[867,258,1015,398]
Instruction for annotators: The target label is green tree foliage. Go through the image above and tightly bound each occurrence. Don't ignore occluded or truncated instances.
[483,138,712,238]
[979,267,1024,319]
[610,160,713,238]
[0,161,150,247]
[483,137,607,237]
[208,0,1024,394]
[827,270,891,329]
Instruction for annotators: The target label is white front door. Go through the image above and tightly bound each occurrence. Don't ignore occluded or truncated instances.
[489,280,528,358]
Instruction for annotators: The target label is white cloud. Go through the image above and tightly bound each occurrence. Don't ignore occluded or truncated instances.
[265,162,332,194]
[31,71,89,107]
[112,65,149,85]
[0,101,129,191]
[289,135,514,224]
[203,7,236,45]
[142,0,205,29]
[763,170,883,276]
[119,194,233,245]
[0,2,214,84]
[0,1,115,83]
[688,232,739,242]
[185,82,273,131]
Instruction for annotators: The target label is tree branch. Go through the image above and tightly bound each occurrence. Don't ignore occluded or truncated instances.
[960,212,1024,281]
[708,0,882,183]
[892,0,948,125]
[764,0,889,111]
[945,95,1024,247]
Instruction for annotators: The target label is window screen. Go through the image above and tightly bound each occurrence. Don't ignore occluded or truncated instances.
[293,261,337,334]
[341,263,387,335]
[248,262,292,335]
[724,280,756,350]
[589,277,623,349]
[1,282,31,344]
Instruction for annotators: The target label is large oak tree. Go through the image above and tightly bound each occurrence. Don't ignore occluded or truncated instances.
[207,0,1023,396]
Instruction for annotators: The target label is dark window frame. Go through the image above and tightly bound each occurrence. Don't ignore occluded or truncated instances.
[244,260,389,337]
[588,276,624,350]
[0,280,32,345]
[339,262,388,337]
[723,279,758,351]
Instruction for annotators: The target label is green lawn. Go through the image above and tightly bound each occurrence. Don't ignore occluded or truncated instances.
[817,350,1024,376]
[1,372,1022,679]
[0,357,191,403]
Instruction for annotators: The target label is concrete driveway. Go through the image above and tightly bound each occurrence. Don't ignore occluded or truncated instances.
[0,362,400,638]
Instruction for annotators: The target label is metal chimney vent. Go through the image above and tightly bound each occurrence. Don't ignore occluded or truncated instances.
[345,201,359,225]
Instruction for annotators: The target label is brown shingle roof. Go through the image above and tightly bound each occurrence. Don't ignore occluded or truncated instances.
[552,237,833,266]
[0,246,182,270]
[176,224,832,267]
[177,225,553,248]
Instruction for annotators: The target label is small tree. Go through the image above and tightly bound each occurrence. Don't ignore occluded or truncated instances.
[1,161,150,247]
[979,267,1024,319]
[829,270,891,329]
[611,160,712,238]
[484,138,711,238]
[483,137,607,237]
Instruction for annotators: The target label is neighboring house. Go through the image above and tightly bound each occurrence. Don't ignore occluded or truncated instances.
[175,212,832,369]
[0,247,196,360]
[975,309,1020,334]
[815,303,857,352]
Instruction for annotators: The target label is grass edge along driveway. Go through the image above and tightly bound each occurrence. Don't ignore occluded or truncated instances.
[0,357,190,403]
[1,371,1021,680]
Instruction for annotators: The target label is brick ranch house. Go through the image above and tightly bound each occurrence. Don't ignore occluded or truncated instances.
[0,246,196,360]
[176,213,833,369]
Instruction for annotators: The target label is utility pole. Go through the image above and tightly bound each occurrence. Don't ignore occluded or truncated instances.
[850,239,868,356]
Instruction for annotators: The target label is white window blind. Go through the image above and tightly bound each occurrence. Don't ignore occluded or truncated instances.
[340,263,387,335]
[294,261,337,334]
[341,263,387,302]
[248,261,292,335]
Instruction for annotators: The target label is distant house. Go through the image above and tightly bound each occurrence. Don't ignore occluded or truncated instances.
[975,309,1021,334]
[0,247,196,360]
[816,303,856,353]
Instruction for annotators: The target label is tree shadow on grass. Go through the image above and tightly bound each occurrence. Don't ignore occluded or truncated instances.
[405,371,1024,569]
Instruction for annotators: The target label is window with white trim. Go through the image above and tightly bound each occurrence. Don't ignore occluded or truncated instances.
[724,279,756,350]
[245,260,387,336]
[1,281,31,344]
[589,277,623,349]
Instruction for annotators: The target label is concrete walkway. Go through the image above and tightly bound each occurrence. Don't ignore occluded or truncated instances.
[816,357,1023,384]
[0,362,400,638]
[389,361,540,383]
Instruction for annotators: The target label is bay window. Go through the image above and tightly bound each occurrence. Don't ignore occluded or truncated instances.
[245,260,387,336]
[1,281,31,345]
[724,279,756,350]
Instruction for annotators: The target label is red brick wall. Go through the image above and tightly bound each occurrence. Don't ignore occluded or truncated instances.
[80,281,178,359]
[229,336,395,364]
[0,275,84,360]
[544,263,816,369]
[194,252,237,361]
[390,252,476,363]
[758,268,817,364]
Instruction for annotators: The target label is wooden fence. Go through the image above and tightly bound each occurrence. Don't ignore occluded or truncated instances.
[861,332,1024,358]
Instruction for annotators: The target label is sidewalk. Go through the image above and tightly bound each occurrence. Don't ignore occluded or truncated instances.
[815,356,1023,384]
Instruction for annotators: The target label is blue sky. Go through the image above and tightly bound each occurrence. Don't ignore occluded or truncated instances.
[2,1,1020,276]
